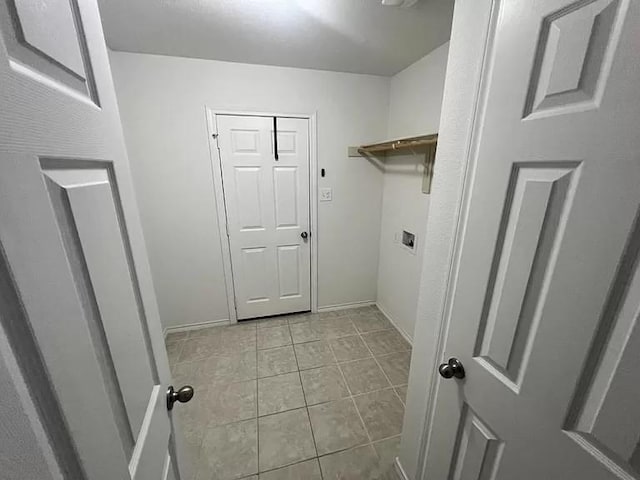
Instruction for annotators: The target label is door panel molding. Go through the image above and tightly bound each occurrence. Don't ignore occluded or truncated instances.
[523,0,628,119]
[564,208,640,476]
[0,0,100,104]
[205,108,318,323]
[42,161,157,438]
[449,404,504,480]
[0,245,86,479]
[475,161,581,390]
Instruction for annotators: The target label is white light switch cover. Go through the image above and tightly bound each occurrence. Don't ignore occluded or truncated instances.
[320,187,333,202]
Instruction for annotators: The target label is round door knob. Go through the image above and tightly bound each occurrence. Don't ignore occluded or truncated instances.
[301,231,308,239]
[166,385,194,410]
[438,358,465,379]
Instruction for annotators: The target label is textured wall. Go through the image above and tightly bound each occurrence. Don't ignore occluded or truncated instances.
[110,52,389,328]
[377,43,449,340]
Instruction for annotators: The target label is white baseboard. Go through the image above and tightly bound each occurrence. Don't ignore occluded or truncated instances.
[375,303,413,347]
[163,318,230,338]
[316,300,376,312]
[394,457,410,480]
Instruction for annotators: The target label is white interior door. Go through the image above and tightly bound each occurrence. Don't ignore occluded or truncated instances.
[424,0,640,479]
[216,115,311,320]
[0,1,184,479]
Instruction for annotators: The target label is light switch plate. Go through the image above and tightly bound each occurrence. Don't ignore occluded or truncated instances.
[320,187,333,202]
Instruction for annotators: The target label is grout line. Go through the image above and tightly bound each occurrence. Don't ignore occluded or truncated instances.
[255,321,260,476]
[171,307,409,478]
[257,457,321,477]
[289,322,323,479]
[257,369,298,381]
[257,342,294,352]
[318,436,403,454]
[358,313,408,409]
[168,338,186,366]
[315,339,372,477]
[395,384,408,406]
[353,308,408,454]
[328,329,375,450]
[290,324,319,448]
[255,404,309,421]
[256,324,293,350]
[314,431,403,460]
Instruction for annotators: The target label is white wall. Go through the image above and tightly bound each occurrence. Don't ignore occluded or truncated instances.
[109,52,389,329]
[387,43,450,140]
[376,43,449,340]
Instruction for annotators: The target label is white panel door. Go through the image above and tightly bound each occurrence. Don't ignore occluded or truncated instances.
[216,115,311,319]
[0,1,185,479]
[424,0,640,479]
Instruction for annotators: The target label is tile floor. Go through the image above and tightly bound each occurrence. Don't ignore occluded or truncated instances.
[165,306,411,480]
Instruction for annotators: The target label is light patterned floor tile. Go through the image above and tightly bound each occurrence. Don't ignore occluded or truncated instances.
[307,398,368,455]
[258,408,316,472]
[258,458,322,480]
[257,346,297,378]
[258,372,305,416]
[340,358,390,395]
[300,365,349,405]
[294,340,335,370]
[353,389,405,441]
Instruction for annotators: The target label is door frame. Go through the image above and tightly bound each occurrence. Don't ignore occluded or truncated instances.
[399,0,498,479]
[205,108,319,324]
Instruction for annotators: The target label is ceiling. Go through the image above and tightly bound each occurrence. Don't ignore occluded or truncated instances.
[97,0,454,76]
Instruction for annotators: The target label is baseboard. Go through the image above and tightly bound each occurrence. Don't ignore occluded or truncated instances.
[162,301,377,336]
[316,300,376,312]
[375,303,413,347]
[163,318,230,338]
[394,457,410,480]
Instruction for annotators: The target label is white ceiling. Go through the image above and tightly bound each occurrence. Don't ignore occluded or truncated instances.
[98,0,454,76]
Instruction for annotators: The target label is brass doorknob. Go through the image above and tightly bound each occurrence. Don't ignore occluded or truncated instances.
[438,358,465,379]
[166,385,194,410]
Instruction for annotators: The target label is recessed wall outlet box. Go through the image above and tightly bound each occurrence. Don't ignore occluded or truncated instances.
[401,230,416,253]
[320,187,332,202]
[381,0,418,7]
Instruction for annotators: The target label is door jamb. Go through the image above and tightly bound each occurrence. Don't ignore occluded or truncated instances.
[400,1,498,478]
[205,108,319,324]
